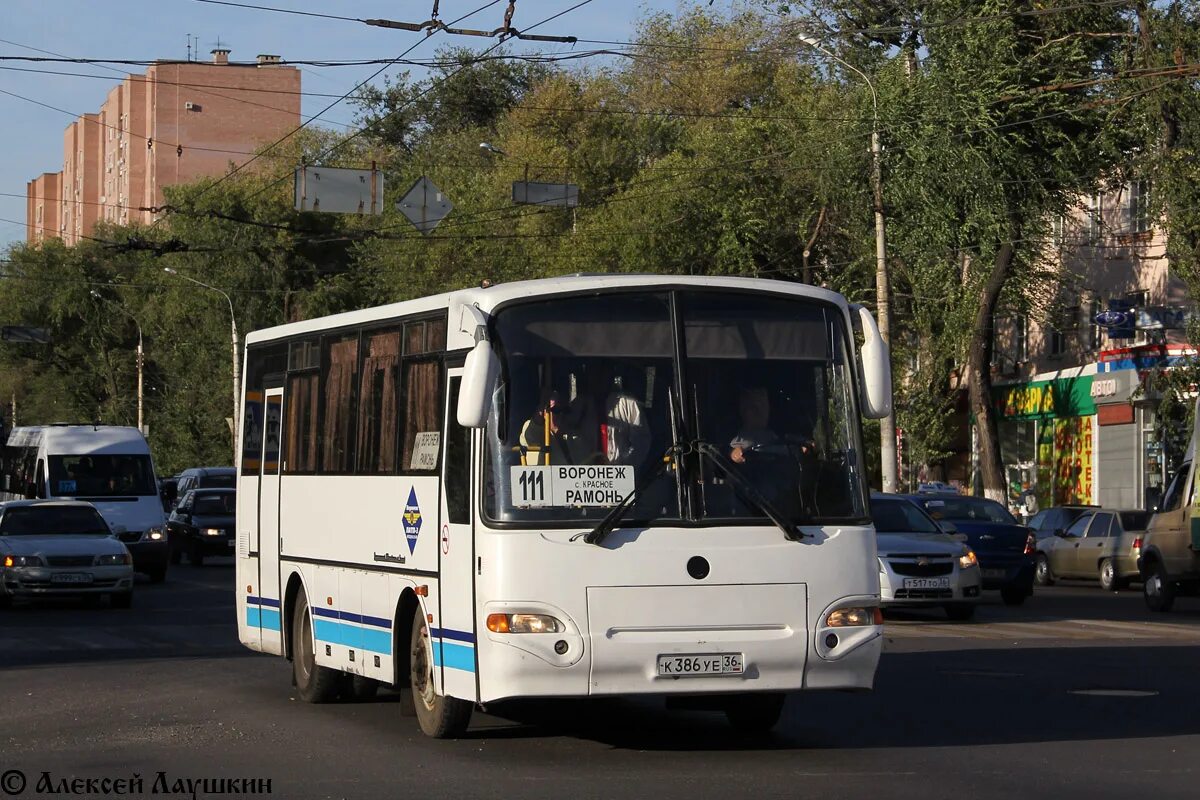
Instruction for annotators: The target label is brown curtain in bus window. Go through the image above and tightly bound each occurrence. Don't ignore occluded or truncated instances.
[285,373,319,473]
[321,338,359,473]
[401,361,441,471]
[356,331,401,473]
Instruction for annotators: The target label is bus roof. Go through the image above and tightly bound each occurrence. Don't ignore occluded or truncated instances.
[6,425,151,455]
[244,274,851,350]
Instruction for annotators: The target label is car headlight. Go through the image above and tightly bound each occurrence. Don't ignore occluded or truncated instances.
[203,528,223,537]
[3,555,43,568]
[825,607,882,627]
[142,526,165,541]
[485,613,563,633]
[95,553,131,566]
[959,549,978,569]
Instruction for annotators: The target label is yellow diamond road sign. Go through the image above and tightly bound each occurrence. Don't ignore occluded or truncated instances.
[398,177,453,235]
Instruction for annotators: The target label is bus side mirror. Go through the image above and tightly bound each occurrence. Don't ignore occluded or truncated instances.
[458,339,499,428]
[853,305,892,419]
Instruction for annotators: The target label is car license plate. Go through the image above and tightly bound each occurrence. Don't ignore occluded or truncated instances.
[981,569,1007,579]
[656,653,743,677]
[902,577,950,589]
[50,573,93,585]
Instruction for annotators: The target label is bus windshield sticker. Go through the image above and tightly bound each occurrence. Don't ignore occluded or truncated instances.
[57,480,77,494]
[409,432,441,471]
[403,487,423,553]
[510,465,635,508]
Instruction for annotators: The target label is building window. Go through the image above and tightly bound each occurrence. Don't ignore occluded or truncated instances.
[1088,194,1102,244]
[1089,299,1104,351]
[1129,180,1151,234]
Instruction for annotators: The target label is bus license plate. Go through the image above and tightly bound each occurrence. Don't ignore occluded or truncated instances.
[902,577,949,589]
[657,653,743,677]
[50,573,93,585]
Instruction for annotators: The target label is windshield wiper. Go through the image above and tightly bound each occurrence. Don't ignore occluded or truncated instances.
[580,447,677,546]
[692,440,809,542]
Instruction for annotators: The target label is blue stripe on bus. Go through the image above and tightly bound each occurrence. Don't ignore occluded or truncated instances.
[432,641,476,673]
[247,607,281,631]
[430,627,476,644]
[312,606,392,629]
[312,618,392,655]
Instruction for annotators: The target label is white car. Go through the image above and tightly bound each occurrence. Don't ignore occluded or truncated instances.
[871,495,982,621]
[0,500,134,608]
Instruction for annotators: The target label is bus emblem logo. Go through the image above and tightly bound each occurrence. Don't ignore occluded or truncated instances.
[403,488,422,553]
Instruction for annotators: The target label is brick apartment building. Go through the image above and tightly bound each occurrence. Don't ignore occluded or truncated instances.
[26,49,300,244]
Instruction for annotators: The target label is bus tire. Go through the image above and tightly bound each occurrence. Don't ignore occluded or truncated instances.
[724,693,785,734]
[292,589,340,703]
[409,607,472,738]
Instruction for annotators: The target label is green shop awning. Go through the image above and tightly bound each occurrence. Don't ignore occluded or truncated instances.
[993,376,1096,420]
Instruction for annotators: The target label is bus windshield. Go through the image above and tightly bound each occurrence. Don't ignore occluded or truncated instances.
[485,290,867,527]
[48,455,157,497]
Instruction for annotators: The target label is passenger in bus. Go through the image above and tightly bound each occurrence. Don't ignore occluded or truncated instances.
[580,364,650,469]
[519,390,592,465]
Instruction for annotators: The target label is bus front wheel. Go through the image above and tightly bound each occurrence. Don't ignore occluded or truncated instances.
[409,607,472,738]
[292,590,340,703]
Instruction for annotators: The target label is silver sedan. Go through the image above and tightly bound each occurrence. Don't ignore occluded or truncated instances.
[872,495,983,621]
[0,500,135,608]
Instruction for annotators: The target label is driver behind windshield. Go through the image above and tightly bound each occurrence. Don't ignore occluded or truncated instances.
[724,385,812,519]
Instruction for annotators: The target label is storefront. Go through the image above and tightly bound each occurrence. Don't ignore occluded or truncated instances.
[993,373,1096,516]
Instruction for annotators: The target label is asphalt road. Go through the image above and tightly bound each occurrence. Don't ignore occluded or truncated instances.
[2,563,1199,800]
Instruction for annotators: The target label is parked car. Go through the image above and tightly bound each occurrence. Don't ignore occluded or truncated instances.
[1026,504,1100,540]
[871,494,982,620]
[0,500,134,608]
[1036,508,1151,590]
[167,488,236,565]
[905,495,1036,605]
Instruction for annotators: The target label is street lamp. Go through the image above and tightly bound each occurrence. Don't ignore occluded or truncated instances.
[90,290,144,435]
[162,268,240,465]
[797,33,897,494]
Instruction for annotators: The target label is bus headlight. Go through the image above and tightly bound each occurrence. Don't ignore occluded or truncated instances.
[959,550,978,569]
[486,613,563,634]
[824,607,882,627]
[143,527,165,541]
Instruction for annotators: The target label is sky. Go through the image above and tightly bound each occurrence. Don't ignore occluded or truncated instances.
[0,0,705,249]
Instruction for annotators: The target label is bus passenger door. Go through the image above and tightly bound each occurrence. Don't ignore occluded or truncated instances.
[256,388,285,655]
[437,370,478,701]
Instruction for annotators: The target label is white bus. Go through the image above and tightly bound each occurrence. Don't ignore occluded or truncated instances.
[1,425,169,581]
[235,275,892,737]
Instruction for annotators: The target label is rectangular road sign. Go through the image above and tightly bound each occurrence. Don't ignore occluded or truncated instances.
[1,326,51,344]
[294,166,385,215]
[512,181,579,208]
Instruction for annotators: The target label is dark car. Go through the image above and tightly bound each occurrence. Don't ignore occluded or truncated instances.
[167,488,236,566]
[904,495,1037,606]
[1026,505,1100,540]
[171,467,236,510]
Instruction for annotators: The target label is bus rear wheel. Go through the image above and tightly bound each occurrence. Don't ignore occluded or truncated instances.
[409,607,472,738]
[724,693,785,734]
[292,589,340,703]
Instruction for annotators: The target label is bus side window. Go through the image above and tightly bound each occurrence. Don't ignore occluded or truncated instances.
[34,459,46,499]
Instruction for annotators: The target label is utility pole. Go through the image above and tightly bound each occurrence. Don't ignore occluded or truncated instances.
[798,34,897,492]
